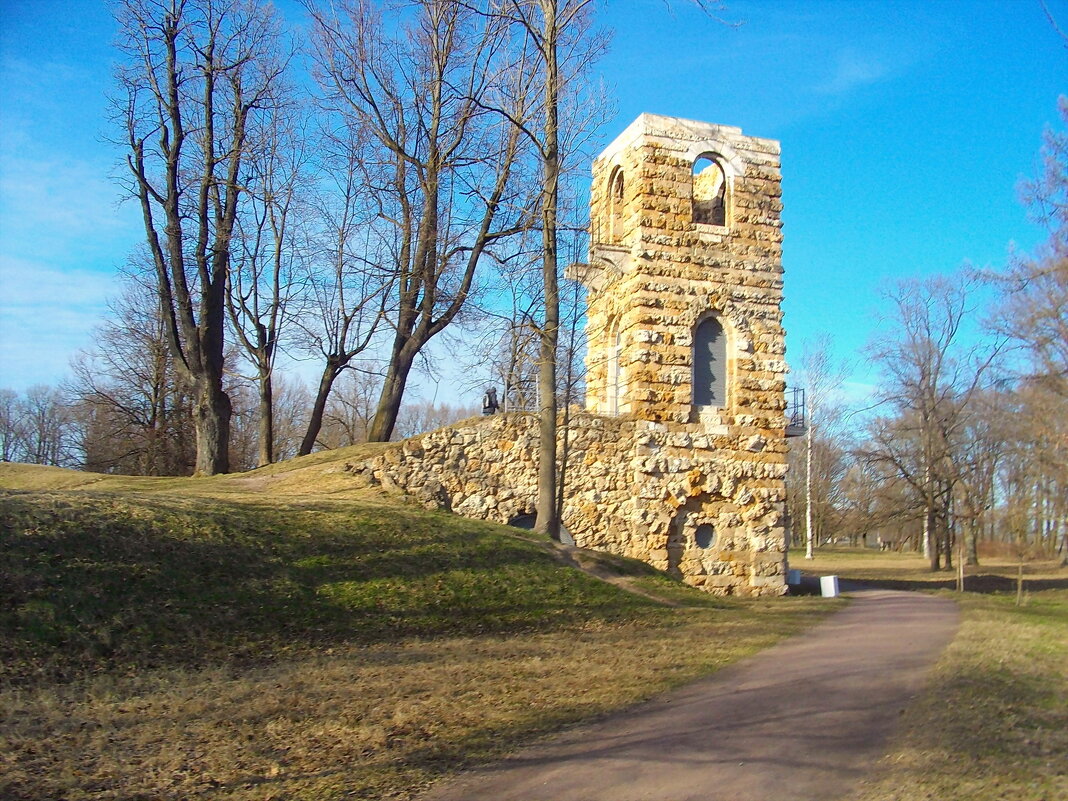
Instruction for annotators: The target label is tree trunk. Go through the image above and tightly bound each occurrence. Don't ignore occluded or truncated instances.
[299,361,343,457]
[943,518,953,570]
[367,344,419,443]
[193,376,231,475]
[257,369,274,467]
[967,518,980,566]
[926,502,939,571]
[805,423,814,559]
[534,0,560,540]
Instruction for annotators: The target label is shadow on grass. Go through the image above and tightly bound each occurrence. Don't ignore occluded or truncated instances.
[0,490,660,685]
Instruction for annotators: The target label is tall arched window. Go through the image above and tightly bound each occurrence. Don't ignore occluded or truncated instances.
[608,166,625,242]
[692,155,727,227]
[607,316,623,413]
[693,315,727,407]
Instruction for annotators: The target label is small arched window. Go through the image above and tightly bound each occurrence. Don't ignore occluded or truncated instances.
[693,315,727,407]
[608,167,625,242]
[692,155,727,227]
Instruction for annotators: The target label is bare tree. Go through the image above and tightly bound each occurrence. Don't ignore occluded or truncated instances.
[269,376,312,462]
[393,399,481,440]
[860,271,1003,571]
[15,386,80,468]
[227,101,310,466]
[70,276,195,475]
[949,390,1004,568]
[790,335,850,558]
[998,98,1068,396]
[317,370,382,449]
[838,459,879,548]
[309,0,537,444]
[487,0,603,539]
[452,244,543,411]
[0,389,25,463]
[114,0,291,474]
[987,98,1068,562]
[292,128,392,456]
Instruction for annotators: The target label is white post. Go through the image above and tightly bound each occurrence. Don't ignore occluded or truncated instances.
[805,421,814,560]
[922,462,932,562]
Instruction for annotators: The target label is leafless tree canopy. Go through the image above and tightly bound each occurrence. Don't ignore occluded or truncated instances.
[114,0,292,474]
[308,0,541,443]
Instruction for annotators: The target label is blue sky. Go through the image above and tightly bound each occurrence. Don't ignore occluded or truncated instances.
[0,0,1065,400]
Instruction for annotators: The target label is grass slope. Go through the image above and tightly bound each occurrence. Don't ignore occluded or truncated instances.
[1,488,660,684]
[1,461,833,800]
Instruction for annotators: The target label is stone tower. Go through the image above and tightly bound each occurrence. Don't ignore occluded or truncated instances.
[577,113,785,424]
[355,113,795,596]
[570,113,791,594]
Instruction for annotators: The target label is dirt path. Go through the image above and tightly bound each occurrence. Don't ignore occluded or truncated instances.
[421,588,959,801]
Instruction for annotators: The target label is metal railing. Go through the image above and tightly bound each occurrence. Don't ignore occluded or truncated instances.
[785,386,807,436]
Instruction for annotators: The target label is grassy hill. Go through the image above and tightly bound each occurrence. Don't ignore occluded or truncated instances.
[0,457,833,800]
[1,470,657,684]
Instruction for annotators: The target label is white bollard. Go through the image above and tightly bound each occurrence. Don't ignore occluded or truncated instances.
[820,575,839,598]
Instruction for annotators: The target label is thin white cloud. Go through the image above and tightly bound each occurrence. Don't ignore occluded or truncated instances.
[816,50,890,96]
[0,153,135,262]
[0,143,139,389]
[0,257,112,390]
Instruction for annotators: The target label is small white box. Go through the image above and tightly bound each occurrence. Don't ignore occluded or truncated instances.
[820,575,839,597]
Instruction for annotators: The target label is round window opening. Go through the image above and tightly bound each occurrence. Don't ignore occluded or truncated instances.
[694,524,715,550]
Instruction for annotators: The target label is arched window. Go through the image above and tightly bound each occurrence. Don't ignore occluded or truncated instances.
[607,317,623,413]
[693,315,727,407]
[608,166,625,242]
[692,155,727,227]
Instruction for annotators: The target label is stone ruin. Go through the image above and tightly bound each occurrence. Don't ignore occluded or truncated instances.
[351,113,797,596]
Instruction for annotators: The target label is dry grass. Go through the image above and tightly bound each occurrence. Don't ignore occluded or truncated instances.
[850,590,1068,801]
[1,461,837,800]
[794,546,1068,591]
[0,601,826,801]
[0,444,390,498]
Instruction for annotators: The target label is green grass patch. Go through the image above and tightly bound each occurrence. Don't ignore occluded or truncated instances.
[0,489,658,684]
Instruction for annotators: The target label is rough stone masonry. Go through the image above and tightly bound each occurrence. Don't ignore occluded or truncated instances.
[350,114,793,596]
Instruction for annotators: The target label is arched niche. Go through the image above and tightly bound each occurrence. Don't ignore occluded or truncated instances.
[608,165,625,243]
[694,523,716,550]
[693,313,728,408]
[692,154,729,227]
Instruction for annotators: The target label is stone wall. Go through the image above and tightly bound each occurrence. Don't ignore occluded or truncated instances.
[348,410,788,596]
